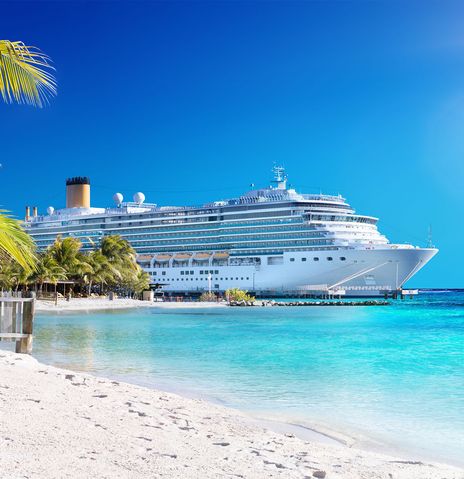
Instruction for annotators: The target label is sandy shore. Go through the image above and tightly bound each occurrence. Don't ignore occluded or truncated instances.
[0,351,462,479]
[35,297,226,312]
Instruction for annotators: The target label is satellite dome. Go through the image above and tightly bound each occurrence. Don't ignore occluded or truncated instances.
[47,206,55,215]
[133,192,145,205]
[113,192,123,205]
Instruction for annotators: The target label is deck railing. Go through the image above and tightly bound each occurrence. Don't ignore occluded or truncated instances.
[0,295,35,354]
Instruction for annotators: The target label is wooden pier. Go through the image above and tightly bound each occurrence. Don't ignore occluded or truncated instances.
[0,296,35,354]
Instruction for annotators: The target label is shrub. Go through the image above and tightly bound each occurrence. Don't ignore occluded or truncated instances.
[225,288,255,302]
[199,292,217,302]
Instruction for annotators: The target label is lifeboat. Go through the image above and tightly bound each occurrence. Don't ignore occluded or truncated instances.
[137,254,154,261]
[173,253,192,260]
[212,251,229,259]
[194,252,211,260]
[155,253,172,261]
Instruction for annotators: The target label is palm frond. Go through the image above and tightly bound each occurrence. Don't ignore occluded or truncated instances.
[0,40,56,107]
[0,210,37,273]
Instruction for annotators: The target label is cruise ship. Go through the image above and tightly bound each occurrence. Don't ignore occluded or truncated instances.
[24,168,437,297]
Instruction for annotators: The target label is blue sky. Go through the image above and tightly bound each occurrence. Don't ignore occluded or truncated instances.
[1,1,463,287]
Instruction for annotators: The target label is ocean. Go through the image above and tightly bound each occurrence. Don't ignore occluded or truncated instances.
[33,292,464,465]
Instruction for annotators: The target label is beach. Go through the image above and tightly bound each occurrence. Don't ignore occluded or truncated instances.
[0,350,462,479]
[35,297,226,313]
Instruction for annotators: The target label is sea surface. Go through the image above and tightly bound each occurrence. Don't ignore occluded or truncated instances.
[33,292,464,465]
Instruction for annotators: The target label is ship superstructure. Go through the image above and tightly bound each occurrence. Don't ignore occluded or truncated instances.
[24,168,437,296]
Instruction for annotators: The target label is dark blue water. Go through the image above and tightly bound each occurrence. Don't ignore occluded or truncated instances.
[33,292,464,464]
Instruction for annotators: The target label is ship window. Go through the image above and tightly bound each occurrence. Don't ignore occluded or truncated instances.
[340,256,346,261]
[290,258,295,262]
[162,271,166,276]
[215,270,219,274]
[181,271,184,275]
[327,257,333,261]
[241,277,243,280]
[301,258,307,262]
[246,277,249,280]
[236,277,239,280]
[314,257,319,261]
[190,271,194,274]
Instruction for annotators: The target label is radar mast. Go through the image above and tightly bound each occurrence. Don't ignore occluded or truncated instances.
[271,165,287,190]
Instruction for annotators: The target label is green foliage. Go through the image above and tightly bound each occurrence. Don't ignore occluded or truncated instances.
[30,252,66,290]
[123,269,150,296]
[0,210,36,273]
[0,234,150,297]
[225,288,255,302]
[199,292,217,302]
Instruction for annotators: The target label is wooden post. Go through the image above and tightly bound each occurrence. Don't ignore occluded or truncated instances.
[16,299,34,354]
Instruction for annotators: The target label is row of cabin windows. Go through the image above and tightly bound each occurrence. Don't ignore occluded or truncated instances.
[290,256,346,262]
[152,276,250,281]
[152,270,221,276]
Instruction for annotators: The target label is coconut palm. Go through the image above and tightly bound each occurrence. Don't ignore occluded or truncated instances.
[100,235,138,284]
[0,210,36,273]
[123,269,150,298]
[0,40,55,281]
[101,236,137,268]
[86,249,116,294]
[48,236,83,273]
[0,40,56,107]
[32,253,66,292]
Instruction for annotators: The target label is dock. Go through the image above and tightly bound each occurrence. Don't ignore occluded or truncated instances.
[0,295,35,354]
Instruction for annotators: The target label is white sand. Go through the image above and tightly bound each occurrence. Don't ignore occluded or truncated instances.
[35,297,226,312]
[0,351,462,479]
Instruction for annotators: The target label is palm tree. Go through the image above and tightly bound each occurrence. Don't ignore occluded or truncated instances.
[0,210,36,273]
[0,40,56,107]
[85,249,115,294]
[48,236,83,273]
[0,40,56,283]
[100,235,138,284]
[101,236,137,267]
[31,253,66,293]
[123,269,150,299]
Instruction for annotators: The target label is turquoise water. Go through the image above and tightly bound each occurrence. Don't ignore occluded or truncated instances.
[33,293,464,465]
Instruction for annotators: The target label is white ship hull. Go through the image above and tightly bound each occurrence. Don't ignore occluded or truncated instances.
[147,246,438,297]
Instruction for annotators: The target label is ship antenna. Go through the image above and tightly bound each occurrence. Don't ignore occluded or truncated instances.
[427,224,434,248]
[271,165,287,190]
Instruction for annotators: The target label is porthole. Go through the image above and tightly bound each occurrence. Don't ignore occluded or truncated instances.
[313,257,319,261]
[327,257,333,261]
[340,257,346,261]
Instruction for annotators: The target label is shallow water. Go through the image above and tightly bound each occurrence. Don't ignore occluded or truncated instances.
[33,292,464,465]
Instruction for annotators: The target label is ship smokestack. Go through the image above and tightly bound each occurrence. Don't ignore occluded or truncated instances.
[32,206,38,217]
[66,176,90,209]
[25,206,30,221]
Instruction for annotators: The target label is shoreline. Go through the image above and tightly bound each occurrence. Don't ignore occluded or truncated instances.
[91,367,464,470]
[0,351,462,478]
[35,297,227,313]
